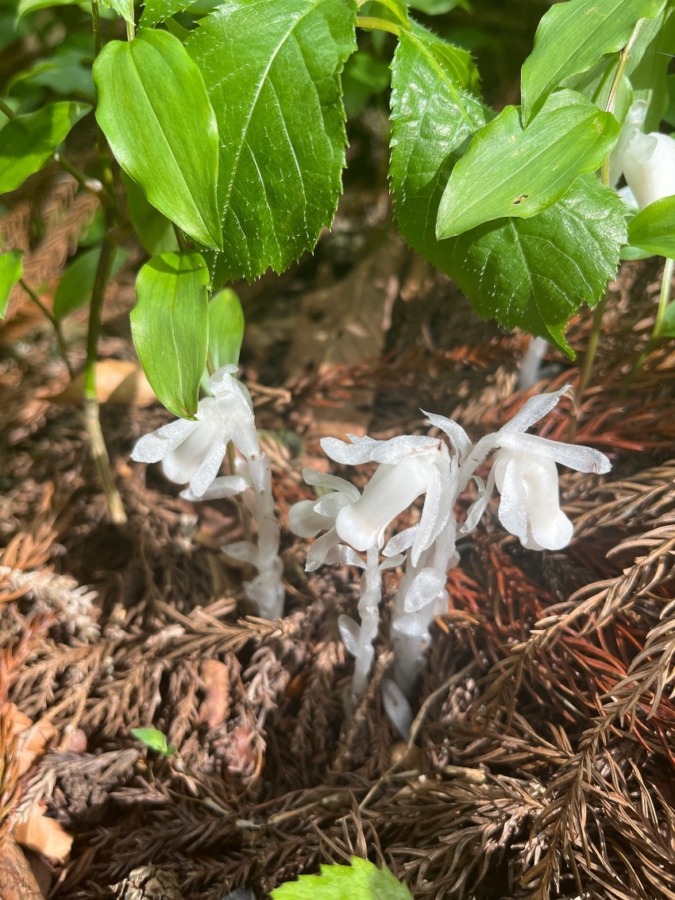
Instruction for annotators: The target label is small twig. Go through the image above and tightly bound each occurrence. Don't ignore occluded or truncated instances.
[18,278,74,379]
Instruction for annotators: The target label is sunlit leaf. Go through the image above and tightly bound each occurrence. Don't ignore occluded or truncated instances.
[131,251,210,419]
[271,857,412,900]
[0,250,23,318]
[0,102,84,194]
[94,30,222,249]
[186,0,357,283]
[521,0,667,123]
[628,195,675,258]
[208,288,244,371]
[437,90,620,238]
[130,727,176,757]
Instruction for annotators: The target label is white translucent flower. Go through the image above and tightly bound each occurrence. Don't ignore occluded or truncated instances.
[320,433,456,565]
[289,469,361,572]
[612,101,675,210]
[131,365,258,499]
[435,386,611,550]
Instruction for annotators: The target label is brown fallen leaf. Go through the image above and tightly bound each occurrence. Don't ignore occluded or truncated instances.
[51,359,156,406]
[11,809,72,862]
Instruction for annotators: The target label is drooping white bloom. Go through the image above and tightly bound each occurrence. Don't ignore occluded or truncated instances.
[320,433,455,565]
[131,365,258,499]
[612,101,675,210]
[434,386,611,551]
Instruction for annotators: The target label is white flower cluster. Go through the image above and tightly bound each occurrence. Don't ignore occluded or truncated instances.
[290,386,610,727]
[131,365,284,619]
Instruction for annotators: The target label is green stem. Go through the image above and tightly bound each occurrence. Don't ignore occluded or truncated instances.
[126,20,135,41]
[82,235,127,525]
[652,256,674,340]
[19,278,74,379]
[91,0,102,55]
[578,18,645,403]
[356,15,401,37]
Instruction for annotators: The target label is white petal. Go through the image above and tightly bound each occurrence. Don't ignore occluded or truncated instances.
[161,416,222,485]
[622,131,675,209]
[423,410,472,458]
[320,434,380,465]
[370,434,439,464]
[494,453,530,547]
[181,475,248,501]
[306,528,340,572]
[313,491,352,519]
[131,417,199,464]
[497,431,611,473]
[500,385,571,434]
[381,678,413,739]
[289,500,329,537]
[302,468,360,500]
[335,457,430,552]
[411,454,453,565]
[403,567,447,614]
[380,553,405,569]
[460,467,496,534]
[224,540,259,565]
[188,433,229,498]
[338,614,360,657]
[383,526,418,557]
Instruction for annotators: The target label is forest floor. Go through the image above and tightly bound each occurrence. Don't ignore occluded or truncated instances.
[1,123,675,900]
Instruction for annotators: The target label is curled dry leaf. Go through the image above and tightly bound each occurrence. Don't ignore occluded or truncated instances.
[52,360,156,407]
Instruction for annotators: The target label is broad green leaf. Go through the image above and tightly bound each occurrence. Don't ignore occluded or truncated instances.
[186,0,357,283]
[361,0,408,27]
[100,0,135,24]
[208,289,244,371]
[53,246,127,320]
[437,90,620,239]
[271,857,412,900]
[0,102,83,194]
[140,0,191,27]
[390,30,627,354]
[17,0,82,19]
[628,195,675,257]
[9,48,95,102]
[122,171,179,257]
[628,6,675,132]
[521,0,667,123]
[0,250,23,318]
[131,251,210,419]
[94,30,222,249]
[562,60,632,126]
[130,727,176,757]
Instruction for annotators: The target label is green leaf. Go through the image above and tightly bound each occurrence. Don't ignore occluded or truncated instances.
[53,246,127,320]
[17,0,82,20]
[408,0,470,14]
[130,727,176,757]
[0,102,84,194]
[122,171,179,257]
[271,857,412,900]
[186,0,357,283]
[628,6,675,132]
[0,250,23,318]
[628,195,675,258]
[140,0,191,27]
[520,0,667,123]
[437,90,620,239]
[93,30,222,249]
[9,47,95,103]
[131,251,209,419]
[390,29,627,354]
[208,288,244,371]
[100,0,135,24]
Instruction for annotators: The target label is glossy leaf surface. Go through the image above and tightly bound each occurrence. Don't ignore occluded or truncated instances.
[390,27,627,354]
[271,857,412,900]
[187,0,357,282]
[131,252,210,419]
[521,0,667,122]
[94,30,222,248]
[0,102,83,194]
[0,251,23,318]
[628,195,675,258]
[437,90,620,238]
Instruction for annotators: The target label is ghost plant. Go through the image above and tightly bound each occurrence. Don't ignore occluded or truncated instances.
[291,387,610,729]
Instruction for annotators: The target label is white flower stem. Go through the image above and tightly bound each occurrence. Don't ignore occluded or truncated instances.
[242,449,284,619]
[351,545,382,703]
